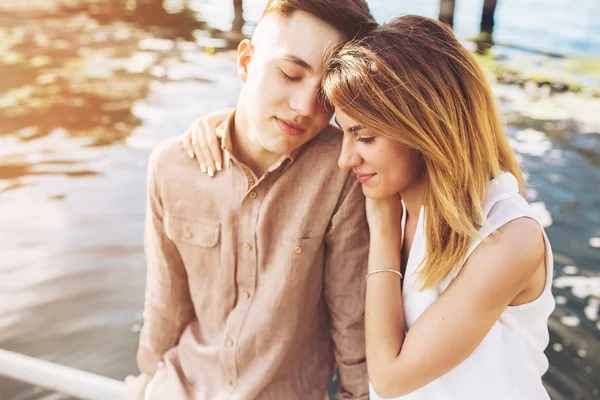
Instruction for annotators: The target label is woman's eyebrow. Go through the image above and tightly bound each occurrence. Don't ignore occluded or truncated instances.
[334,117,363,133]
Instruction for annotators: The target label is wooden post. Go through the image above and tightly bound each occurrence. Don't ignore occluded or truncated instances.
[438,0,456,29]
[232,0,244,33]
[475,0,498,53]
[0,349,127,400]
[480,0,498,35]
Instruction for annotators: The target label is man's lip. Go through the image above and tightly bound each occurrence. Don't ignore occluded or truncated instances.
[279,118,306,129]
[276,118,305,136]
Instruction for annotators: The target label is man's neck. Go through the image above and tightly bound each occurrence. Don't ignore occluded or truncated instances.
[232,111,282,177]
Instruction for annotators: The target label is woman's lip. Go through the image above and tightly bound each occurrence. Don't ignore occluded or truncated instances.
[356,173,376,183]
[276,118,305,136]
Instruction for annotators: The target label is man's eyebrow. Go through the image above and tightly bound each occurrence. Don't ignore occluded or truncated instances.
[282,54,314,73]
[334,117,363,133]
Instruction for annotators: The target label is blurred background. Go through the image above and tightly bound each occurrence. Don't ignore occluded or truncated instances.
[0,0,599,399]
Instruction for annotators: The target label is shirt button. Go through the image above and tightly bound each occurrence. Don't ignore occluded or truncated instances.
[242,291,251,299]
[225,338,234,347]
[294,246,302,254]
[226,379,233,386]
[244,243,252,251]
[157,361,164,369]
[249,191,257,199]
[184,230,192,239]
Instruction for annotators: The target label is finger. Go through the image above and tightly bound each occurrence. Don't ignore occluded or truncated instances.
[124,376,138,394]
[203,119,223,172]
[195,120,217,176]
[190,125,212,175]
[182,126,195,160]
[125,376,142,400]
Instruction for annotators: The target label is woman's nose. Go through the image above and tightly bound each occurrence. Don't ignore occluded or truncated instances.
[338,135,362,170]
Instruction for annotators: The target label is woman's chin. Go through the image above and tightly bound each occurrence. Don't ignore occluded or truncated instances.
[362,185,395,200]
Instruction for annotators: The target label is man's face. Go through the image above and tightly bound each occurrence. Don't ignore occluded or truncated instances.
[237,11,344,155]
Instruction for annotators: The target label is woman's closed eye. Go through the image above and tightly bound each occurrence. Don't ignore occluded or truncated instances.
[357,135,375,144]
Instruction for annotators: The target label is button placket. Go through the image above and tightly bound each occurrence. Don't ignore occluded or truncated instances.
[222,162,262,392]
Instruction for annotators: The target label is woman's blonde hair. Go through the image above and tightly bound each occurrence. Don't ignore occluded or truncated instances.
[322,15,524,289]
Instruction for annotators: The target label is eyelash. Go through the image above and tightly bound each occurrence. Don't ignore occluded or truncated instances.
[279,69,301,82]
[356,136,375,144]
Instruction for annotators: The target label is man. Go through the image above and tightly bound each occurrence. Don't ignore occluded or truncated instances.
[127,1,377,398]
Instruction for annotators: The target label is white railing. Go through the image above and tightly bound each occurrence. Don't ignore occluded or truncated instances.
[0,348,127,400]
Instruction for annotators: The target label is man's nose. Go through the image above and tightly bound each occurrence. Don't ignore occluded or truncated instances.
[289,86,319,118]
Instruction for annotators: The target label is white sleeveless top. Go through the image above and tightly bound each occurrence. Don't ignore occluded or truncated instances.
[370,172,555,400]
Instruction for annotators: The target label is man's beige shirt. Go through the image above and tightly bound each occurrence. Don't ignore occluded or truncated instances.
[138,111,369,399]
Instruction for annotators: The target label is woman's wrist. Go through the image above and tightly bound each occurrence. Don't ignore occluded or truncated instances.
[368,237,402,272]
[369,228,402,246]
[368,216,401,233]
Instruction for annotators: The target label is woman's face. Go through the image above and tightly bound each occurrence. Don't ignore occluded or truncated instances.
[335,109,425,200]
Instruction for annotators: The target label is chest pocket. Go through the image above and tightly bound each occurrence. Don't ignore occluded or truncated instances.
[164,214,221,271]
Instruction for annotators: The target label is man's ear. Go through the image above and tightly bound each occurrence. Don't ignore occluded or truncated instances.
[237,39,254,83]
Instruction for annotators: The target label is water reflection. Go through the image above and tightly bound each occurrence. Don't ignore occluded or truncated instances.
[0,2,242,399]
[0,160,98,180]
[502,89,600,398]
[0,12,146,145]
[0,1,243,195]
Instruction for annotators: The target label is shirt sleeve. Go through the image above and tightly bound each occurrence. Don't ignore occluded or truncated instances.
[323,172,370,399]
[136,145,195,376]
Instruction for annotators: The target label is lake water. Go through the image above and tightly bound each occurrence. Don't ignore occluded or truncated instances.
[193,0,600,56]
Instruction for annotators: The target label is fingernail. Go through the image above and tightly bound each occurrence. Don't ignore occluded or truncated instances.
[208,167,214,177]
[187,150,194,159]
[215,161,222,171]
[201,164,207,173]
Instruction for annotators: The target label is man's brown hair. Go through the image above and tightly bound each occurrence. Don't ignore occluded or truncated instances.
[262,0,377,40]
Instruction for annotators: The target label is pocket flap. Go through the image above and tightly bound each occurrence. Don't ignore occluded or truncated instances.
[164,214,220,247]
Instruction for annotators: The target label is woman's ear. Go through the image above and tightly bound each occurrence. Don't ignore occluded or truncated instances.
[237,39,254,83]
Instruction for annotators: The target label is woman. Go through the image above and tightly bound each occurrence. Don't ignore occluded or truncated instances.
[183,15,554,399]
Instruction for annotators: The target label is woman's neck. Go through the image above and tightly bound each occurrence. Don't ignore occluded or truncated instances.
[400,177,426,220]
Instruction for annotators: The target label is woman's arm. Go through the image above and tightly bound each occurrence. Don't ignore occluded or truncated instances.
[366,214,546,398]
